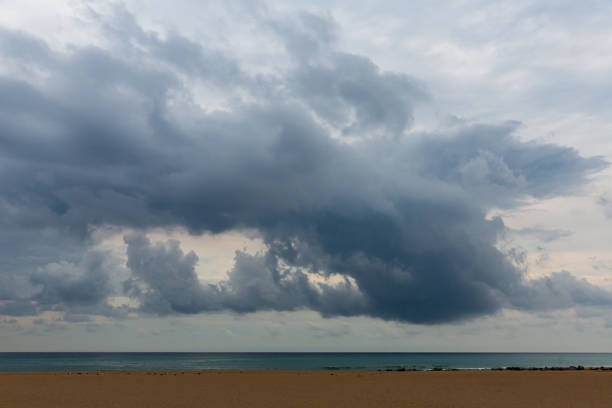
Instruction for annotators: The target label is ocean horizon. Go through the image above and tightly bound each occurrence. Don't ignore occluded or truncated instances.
[2,352,612,372]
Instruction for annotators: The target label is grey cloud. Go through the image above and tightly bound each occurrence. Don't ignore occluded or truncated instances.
[307,322,351,338]
[0,8,609,323]
[89,4,245,85]
[1,318,18,325]
[270,12,338,60]
[0,229,121,318]
[277,13,429,137]
[535,253,551,267]
[591,258,612,272]
[125,230,612,324]
[413,122,607,207]
[30,251,111,309]
[223,249,366,317]
[0,300,38,317]
[513,227,574,242]
[0,230,87,302]
[0,28,54,68]
[60,313,92,323]
[598,194,612,218]
[290,52,429,137]
[511,271,612,311]
[124,234,212,314]
[0,250,117,318]
[124,233,366,316]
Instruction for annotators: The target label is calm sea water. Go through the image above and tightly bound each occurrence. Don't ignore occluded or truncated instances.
[1,353,612,372]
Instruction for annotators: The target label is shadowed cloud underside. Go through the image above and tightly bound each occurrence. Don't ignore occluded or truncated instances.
[0,6,609,325]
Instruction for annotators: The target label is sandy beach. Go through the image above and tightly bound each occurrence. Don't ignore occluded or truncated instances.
[1,369,611,407]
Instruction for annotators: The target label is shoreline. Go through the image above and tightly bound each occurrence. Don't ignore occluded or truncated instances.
[1,367,612,372]
[2,365,612,373]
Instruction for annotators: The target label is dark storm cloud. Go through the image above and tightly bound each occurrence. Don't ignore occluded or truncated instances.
[123,234,366,316]
[124,229,612,323]
[30,251,111,308]
[0,8,609,323]
[0,231,119,317]
[0,300,38,317]
[0,230,98,315]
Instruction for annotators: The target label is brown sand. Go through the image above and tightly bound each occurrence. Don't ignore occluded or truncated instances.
[1,370,611,407]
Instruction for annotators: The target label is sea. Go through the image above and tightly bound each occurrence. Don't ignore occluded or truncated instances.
[1,352,612,372]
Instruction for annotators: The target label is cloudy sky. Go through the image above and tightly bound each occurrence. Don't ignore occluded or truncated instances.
[1,0,611,351]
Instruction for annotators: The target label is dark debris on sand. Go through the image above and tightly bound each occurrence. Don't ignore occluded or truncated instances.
[378,365,612,372]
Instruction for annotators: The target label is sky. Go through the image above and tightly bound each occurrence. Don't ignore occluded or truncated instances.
[0,0,611,351]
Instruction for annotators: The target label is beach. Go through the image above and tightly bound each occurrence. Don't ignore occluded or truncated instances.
[1,370,611,407]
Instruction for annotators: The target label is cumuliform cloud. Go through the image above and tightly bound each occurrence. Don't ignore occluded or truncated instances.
[0,7,608,324]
